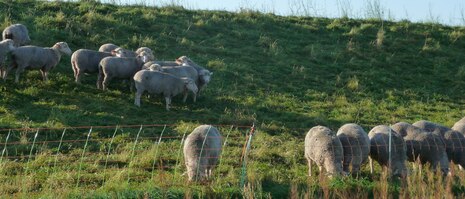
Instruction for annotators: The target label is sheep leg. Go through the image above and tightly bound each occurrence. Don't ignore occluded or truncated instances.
[369,157,373,174]
[40,70,49,82]
[193,92,197,103]
[96,72,104,89]
[134,90,142,107]
[307,158,312,177]
[14,67,24,83]
[182,91,188,103]
[165,97,171,111]
[102,76,112,91]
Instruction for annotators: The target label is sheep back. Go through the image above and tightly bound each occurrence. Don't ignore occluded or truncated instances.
[71,49,113,74]
[336,123,370,173]
[183,125,222,181]
[98,43,119,53]
[2,24,30,46]
[99,56,144,79]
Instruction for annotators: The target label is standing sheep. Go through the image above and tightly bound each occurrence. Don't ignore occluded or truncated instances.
[97,54,148,90]
[71,49,116,83]
[336,123,370,174]
[147,64,199,102]
[183,125,222,182]
[133,70,198,110]
[2,24,31,47]
[413,120,465,170]
[304,126,344,177]
[176,56,213,95]
[98,43,119,53]
[391,122,449,175]
[3,42,72,83]
[0,39,15,77]
[452,117,465,133]
[368,125,407,178]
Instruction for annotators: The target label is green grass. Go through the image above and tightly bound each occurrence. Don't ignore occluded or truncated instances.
[0,0,465,198]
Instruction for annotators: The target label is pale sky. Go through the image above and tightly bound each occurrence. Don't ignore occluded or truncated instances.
[107,0,465,26]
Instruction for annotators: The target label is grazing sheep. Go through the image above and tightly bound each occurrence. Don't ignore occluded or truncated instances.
[135,47,155,61]
[176,56,212,94]
[71,49,117,83]
[2,24,31,47]
[147,64,199,102]
[133,70,198,110]
[368,125,407,178]
[183,125,222,182]
[97,54,148,90]
[0,39,15,77]
[452,117,465,133]
[304,126,344,177]
[3,42,72,83]
[391,122,449,175]
[98,43,119,53]
[336,123,370,174]
[413,120,465,170]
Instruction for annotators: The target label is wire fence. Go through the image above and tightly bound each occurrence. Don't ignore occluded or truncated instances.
[0,124,256,194]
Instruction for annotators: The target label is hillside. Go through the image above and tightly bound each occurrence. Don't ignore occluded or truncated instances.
[0,0,465,198]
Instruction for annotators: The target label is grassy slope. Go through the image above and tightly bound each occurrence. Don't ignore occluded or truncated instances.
[0,0,465,198]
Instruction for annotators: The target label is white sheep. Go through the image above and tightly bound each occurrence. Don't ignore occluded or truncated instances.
[183,125,222,182]
[133,70,198,110]
[98,43,119,53]
[3,42,72,83]
[0,39,15,77]
[97,54,148,90]
[2,24,31,47]
[336,123,370,174]
[305,125,344,177]
[70,49,116,83]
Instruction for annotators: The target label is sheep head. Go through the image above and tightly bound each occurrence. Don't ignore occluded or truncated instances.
[53,42,72,55]
[182,77,198,94]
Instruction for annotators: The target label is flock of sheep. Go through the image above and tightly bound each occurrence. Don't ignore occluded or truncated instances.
[305,117,465,178]
[0,24,213,110]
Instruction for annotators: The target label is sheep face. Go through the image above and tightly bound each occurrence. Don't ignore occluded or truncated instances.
[199,69,212,84]
[54,42,72,55]
[139,51,155,62]
[182,78,198,94]
[113,47,133,57]
[149,64,162,71]
[176,55,189,65]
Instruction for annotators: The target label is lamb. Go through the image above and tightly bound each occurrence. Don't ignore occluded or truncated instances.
[3,42,72,83]
[98,43,119,53]
[2,24,31,47]
[368,125,407,178]
[97,54,148,90]
[183,125,222,182]
[0,39,15,77]
[413,120,465,170]
[70,49,117,83]
[133,70,198,110]
[452,117,465,133]
[336,123,370,174]
[391,122,449,175]
[304,125,344,177]
[146,64,199,102]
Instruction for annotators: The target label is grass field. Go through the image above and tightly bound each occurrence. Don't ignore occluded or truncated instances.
[0,0,465,198]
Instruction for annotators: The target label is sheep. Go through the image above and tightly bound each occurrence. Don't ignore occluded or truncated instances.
[146,64,199,102]
[336,123,370,174]
[0,39,15,77]
[98,43,119,53]
[183,125,222,182]
[176,56,213,94]
[3,42,72,83]
[135,47,155,61]
[2,24,31,47]
[97,54,148,90]
[368,125,407,178]
[391,122,449,175]
[413,120,465,170]
[304,125,344,177]
[133,70,198,110]
[70,49,118,84]
[112,47,155,61]
[452,117,465,133]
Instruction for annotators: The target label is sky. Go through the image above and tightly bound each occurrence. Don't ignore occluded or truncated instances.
[109,0,465,26]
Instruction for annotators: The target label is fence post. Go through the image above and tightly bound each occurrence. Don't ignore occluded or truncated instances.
[240,124,256,188]
[76,127,93,188]
[128,125,143,183]
[151,125,167,179]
